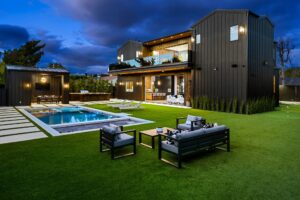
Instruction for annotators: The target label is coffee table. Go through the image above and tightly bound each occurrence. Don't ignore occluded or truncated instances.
[139,127,175,149]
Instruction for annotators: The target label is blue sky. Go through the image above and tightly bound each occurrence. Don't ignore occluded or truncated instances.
[0,0,299,74]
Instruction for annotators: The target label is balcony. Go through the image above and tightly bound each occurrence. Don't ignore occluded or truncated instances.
[124,50,190,67]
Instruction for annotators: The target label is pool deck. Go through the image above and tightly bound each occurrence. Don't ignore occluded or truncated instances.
[0,107,47,145]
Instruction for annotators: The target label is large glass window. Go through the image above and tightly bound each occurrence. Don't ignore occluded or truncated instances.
[125,81,133,92]
[230,25,239,41]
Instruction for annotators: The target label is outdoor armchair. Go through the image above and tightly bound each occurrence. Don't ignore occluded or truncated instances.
[100,125,136,159]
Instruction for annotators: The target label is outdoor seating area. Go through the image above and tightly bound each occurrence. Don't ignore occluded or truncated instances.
[99,113,230,168]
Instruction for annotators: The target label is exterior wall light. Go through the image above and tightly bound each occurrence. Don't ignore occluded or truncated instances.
[64,83,70,89]
[119,82,124,86]
[239,26,245,34]
[136,82,142,86]
[24,83,31,88]
[191,37,195,43]
[40,77,47,83]
[157,80,161,86]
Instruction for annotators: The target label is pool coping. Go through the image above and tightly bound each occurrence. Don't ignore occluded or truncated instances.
[18,106,153,136]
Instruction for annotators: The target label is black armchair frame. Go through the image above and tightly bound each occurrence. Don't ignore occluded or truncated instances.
[100,126,137,159]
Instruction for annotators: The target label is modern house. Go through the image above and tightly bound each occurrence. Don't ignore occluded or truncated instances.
[0,65,69,106]
[109,9,278,107]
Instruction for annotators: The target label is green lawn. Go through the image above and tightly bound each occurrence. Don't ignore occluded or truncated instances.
[1,104,300,200]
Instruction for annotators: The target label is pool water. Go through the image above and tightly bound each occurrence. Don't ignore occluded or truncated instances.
[28,107,119,125]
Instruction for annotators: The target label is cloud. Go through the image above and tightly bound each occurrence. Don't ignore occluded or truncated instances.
[0,24,30,50]
[33,31,115,73]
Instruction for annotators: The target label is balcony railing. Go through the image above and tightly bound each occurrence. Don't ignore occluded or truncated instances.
[124,50,189,67]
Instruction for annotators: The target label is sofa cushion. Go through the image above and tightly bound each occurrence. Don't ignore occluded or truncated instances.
[114,133,134,147]
[102,125,122,135]
[178,123,191,130]
[185,115,198,125]
[204,125,227,134]
[177,128,206,140]
[162,141,178,154]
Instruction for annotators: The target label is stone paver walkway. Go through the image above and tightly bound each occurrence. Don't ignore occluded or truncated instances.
[0,107,47,144]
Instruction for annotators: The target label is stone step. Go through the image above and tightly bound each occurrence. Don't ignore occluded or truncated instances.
[0,123,34,130]
[0,114,22,119]
[0,117,26,122]
[0,120,30,125]
[0,127,40,136]
[0,132,47,144]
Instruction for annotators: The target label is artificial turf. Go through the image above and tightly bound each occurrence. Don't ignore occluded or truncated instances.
[0,104,300,200]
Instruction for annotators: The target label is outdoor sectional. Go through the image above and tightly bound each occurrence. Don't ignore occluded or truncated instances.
[100,125,136,159]
[158,125,230,168]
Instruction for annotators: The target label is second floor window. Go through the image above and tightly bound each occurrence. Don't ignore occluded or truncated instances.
[230,25,239,41]
[120,54,124,62]
[125,81,134,92]
[196,34,201,44]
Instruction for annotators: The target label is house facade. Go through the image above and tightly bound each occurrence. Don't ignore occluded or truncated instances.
[110,10,278,106]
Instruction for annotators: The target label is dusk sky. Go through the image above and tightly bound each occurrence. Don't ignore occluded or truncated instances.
[0,0,299,74]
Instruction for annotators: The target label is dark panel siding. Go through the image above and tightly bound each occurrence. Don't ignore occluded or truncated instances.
[248,15,275,99]
[0,87,6,106]
[193,11,248,101]
[6,71,32,106]
[115,75,144,101]
[117,41,143,61]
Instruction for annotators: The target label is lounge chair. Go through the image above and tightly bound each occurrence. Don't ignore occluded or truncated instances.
[100,125,136,159]
[158,125,230,168]
[106,99,125,106]
[119,102,144,110]
[176,115,206,131]
[110,101,132,108]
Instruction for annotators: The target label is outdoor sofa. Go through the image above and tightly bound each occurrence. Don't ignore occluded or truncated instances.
[176,115,206,131]
[100,125,136,159]
[158,125,230,168]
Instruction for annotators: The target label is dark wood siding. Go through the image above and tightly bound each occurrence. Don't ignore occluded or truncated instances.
[0,87,6,106]
[115,75,144,101]
[192,10,248,101]
[248,15,274,99]
[6,71,32,106]
[117,41,143,61]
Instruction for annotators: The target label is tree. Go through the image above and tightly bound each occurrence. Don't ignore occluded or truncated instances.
[2,40,45,67]
[277,38,295,85]
[47,63,65,69]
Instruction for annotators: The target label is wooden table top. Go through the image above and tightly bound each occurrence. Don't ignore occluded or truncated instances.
[139,127,175,137]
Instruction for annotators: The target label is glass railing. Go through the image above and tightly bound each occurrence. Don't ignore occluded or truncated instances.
[124,50,189,67]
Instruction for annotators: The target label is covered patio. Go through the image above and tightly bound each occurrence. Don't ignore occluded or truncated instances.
[4,65,69,106]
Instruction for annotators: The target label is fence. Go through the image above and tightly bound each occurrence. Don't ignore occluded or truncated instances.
[279,85,300,101]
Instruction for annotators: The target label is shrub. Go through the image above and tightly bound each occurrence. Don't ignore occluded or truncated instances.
[232,98,238,113]
[0,62,5,86]
[193,95,276,114]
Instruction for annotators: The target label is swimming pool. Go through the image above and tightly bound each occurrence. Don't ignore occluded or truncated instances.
[28,107,119,125]
[19,106,153,136]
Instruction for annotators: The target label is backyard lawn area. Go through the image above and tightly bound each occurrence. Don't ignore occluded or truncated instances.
[0,103,300,200]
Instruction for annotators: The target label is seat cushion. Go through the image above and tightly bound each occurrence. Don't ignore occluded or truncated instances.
[114,133,134,147]
[161,141,178,154]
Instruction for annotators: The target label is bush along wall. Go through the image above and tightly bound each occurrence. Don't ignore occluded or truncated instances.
[191,96,276,114]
